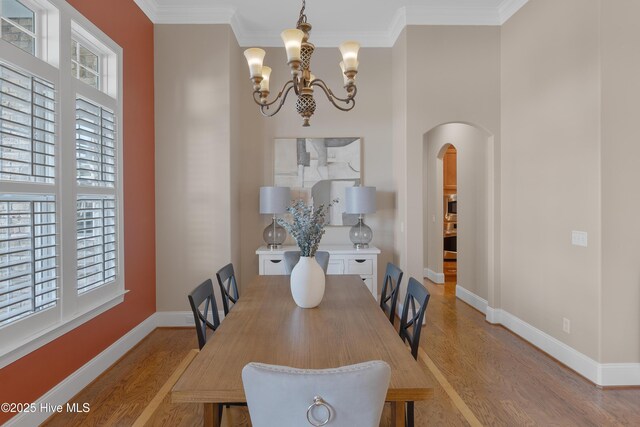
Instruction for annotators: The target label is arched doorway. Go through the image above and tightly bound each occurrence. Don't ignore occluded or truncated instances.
[422,123,495,309]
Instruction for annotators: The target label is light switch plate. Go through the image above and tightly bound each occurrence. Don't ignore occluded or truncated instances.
[571,231,588,247]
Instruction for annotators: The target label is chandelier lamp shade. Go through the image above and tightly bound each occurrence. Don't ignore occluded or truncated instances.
[243,0,360,127]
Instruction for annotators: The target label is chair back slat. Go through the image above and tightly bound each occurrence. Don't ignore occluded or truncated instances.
[399,277,430,360]
[188,278,220,350]
[216,263,239,316]
[379,262,403,323]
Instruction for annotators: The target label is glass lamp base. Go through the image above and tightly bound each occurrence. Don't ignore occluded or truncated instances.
[263,218,286,248]
[349,218,372,249]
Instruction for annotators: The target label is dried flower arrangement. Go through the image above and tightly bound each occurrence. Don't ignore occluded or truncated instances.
[277,199,338,257]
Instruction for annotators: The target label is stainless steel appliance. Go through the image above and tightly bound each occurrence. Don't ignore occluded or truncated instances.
[444,194,457,260]
[445,194,457,222]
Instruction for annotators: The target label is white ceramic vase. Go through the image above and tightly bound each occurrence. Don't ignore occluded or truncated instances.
[290,256,326,308]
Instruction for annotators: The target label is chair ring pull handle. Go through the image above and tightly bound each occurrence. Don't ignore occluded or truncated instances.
[306,395,331,426]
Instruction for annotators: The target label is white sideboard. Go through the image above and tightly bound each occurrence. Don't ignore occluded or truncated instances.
[256,245,381,300]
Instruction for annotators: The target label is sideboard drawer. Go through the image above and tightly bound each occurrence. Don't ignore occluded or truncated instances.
[327,259,345,275]
[347,258,373,275]
[263,257,286,275]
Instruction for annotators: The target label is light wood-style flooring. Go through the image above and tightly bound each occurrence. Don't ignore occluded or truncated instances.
[44,280,640,426]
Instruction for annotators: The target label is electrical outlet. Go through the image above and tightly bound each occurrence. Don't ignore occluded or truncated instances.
[432,214,436,223]
[563,318,571,334]
[571,231,588,247]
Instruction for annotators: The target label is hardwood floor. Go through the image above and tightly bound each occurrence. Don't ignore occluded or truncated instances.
[44,282,640,426]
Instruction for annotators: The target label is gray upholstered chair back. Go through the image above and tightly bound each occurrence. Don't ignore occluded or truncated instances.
[242,361,390,427]
[284,251,330,274]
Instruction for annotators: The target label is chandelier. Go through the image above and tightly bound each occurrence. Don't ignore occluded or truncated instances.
[243,0,360,127]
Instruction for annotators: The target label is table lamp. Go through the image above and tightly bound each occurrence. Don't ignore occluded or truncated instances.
[260,186,290,249]
[345,186,376,249]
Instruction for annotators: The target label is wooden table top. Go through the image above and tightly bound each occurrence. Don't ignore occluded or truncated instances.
[172,275,433,403]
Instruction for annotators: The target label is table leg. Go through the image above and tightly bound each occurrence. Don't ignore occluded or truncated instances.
[390,401,406,427]
[204,403,221,427]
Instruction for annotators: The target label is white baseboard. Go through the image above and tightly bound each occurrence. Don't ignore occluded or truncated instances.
[460,287,640,387]
[5,313,158,427]
[155,310,225,327]
[424,268,445,284]
[599,363,640,387]
[455,285,488,314]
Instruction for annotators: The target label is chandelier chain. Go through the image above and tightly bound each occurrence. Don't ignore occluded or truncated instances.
[297,0,307,27]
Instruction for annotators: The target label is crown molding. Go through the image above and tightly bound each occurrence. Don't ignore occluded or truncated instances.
[499,0,529,24]
[133,0,158,22]
[134,0,529,47]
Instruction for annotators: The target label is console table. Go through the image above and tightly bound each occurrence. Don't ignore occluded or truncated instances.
[256,245,381,300]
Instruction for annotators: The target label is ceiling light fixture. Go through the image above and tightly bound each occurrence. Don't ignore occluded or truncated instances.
[243,0,360,127]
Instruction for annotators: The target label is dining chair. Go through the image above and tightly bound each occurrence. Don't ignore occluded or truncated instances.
[242,360,390,427]
[187,278,220,350]
[379,262,404,324]
[187,278,226,425]
[216,263,239,316]
[284,251,330,274]
[398,277,431,427]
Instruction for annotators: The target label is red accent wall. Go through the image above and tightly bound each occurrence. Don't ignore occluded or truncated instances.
[0,1,155,422]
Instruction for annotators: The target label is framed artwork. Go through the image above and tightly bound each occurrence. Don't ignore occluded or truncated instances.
[274,137,361,226]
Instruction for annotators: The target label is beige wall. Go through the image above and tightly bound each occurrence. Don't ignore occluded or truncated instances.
[400,25,502,304]
[600,0,640,363]
[236,46,396,291]
[501,0,602,359]
[155,25,237,311]
[229,29,243,284]
[423,124,491,300]
[392,29,408,277]
[152,8,640,365]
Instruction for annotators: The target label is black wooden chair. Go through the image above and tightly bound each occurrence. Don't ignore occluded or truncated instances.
[379,262,403,324]
[188,278,226,424]
[187,278,220,350]
[283,251,330,274]
[398,277,431,427]
[216,263,239,316]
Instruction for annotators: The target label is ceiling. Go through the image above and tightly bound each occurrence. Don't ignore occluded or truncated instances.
[133,0,528,47]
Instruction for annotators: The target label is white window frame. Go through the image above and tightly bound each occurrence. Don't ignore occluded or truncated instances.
[0,0,124,369]
[0,0,59,66]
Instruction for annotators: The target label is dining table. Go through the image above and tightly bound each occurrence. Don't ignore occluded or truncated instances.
[171,274,433,427]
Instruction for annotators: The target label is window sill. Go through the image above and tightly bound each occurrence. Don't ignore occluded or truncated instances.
[0,290,129,369]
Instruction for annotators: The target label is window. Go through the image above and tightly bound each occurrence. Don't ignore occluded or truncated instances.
[76,98,115,186]
[0,0,36,56]
[71,39,99,89]
[0,195,57,326]
[76,196,116,294]
[0,0,123,367]
[0,61,55,183]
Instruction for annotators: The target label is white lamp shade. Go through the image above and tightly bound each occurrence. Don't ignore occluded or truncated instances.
[345,186,376,214]
[281,29,304,63]
[260,186,291,214]
[244,48,266,78]
[339,41,360,72]
[260,66,272,92]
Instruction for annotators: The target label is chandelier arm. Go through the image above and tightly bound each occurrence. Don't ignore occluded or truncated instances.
[252,80,295,108]
[257,82,296,117]
[310,79,357,112]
